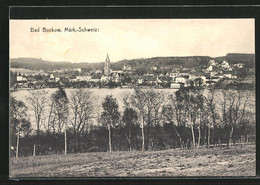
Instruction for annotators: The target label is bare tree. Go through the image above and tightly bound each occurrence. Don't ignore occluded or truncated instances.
[129,88,164,151]
[174,87,205,149]
[130,88,147,152]
[205,89,219,147]
[27,90,48,155]
[220,89,251,145]
[70,89,95,152]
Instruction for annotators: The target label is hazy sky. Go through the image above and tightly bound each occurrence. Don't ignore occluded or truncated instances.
[10,19,255,63]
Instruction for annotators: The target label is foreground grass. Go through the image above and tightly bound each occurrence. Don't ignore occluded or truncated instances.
[10,145,255,178]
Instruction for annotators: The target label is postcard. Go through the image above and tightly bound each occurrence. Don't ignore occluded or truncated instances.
[9,18,255,178]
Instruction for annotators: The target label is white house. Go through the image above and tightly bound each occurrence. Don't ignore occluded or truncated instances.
[151,66,158,71]
[206,65,213,72]
[137,78,144,84]
[123,65,132,71]
[175,77,186,84]
[170,83,181,89]
[16,73,27,82]
[221,61,232,71]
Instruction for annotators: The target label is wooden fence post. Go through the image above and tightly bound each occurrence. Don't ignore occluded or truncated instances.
[65,130,67,155]
[33,144,36,156]
[16,128,20,158]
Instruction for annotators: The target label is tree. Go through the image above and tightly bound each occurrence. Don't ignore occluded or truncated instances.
[122,107,138,151]
[10,71,17,88]
[129,88,164,151]
[219,89,251,145]
[161,103,185,149]
[70,89,95,152]
[130,88,146,151]
[145,89,165,150]
[51,87,69,134]
[27,90,48,155]
[10,96,31,158]
[204,89,219,147]
[101,95,120,153]
[175,87,204,149]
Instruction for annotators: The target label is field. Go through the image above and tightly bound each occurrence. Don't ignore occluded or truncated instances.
[10,145,255,178]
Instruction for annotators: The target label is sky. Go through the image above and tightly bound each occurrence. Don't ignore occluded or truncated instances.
[10,19,255,63]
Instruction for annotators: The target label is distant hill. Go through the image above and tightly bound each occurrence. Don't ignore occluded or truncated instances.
[10,53,255,72]
[215,53,255,68]
[10,58,104,71]
[111,56,213,70]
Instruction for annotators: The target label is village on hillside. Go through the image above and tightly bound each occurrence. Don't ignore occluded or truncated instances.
[10,54,255,90]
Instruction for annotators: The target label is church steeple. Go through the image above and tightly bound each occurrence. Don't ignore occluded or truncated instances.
[104,53,111,76]
[105,53,110,63]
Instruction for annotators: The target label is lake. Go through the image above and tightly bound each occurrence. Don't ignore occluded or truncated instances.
[10,88,255,130]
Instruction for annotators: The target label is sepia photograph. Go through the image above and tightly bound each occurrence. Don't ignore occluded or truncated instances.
[9,19,255,178]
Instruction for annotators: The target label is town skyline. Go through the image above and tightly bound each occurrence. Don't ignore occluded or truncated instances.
[10,19,254,63]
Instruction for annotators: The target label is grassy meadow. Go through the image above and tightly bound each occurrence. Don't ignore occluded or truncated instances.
[10,144,255,178]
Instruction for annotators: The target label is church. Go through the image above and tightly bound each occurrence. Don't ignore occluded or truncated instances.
[104,53,111,76]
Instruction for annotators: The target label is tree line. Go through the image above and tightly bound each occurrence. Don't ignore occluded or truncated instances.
[10,86,255,157]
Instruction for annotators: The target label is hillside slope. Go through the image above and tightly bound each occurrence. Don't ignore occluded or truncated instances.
[10,53,255,72]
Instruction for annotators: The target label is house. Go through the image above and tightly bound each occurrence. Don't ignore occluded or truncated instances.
[137,78,144,84]
[170,83,181,89]
[16,72,28,82]
[234,63,244,69]
[221,61,232,71]
[206,65,213,72]
[208,59,218,66]
[123,65,132,71]
[49,74,55,82]
[49,74,60,82]
[151,67,158,71]
[76,75,92,82]
[175,77,186,84]
[55,77,60,82]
